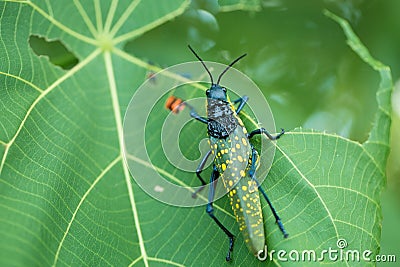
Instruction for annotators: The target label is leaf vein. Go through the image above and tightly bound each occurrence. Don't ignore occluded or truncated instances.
[0,48,101,174]
[113,0,189,44]
[52,156,121,266]
[276,143,340,239]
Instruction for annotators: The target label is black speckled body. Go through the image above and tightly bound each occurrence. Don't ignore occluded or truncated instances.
[207,98,238,138]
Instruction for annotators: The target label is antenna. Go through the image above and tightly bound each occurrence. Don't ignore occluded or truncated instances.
[188,45,247,85]
[216,53,247,84]
[188,45,214,85]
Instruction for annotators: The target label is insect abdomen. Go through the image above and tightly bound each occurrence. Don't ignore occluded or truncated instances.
[229,177,265,255]
[209,125,265,255]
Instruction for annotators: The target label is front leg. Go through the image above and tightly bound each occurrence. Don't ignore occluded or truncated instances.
[231,95,249,114]
[166,96,208,124]
[248,127,285,140]
[181,100,208,124]
[188,106,208,124]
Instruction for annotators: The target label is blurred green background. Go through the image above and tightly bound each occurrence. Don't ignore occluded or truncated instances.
[29,0,399,263]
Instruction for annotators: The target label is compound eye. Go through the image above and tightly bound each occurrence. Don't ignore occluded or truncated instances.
[222,87,227,92]
[206,89,210,96]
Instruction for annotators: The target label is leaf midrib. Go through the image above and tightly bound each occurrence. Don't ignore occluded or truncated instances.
[1,1,190,266]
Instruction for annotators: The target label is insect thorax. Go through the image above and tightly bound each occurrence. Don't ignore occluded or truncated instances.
[207,99,238,138]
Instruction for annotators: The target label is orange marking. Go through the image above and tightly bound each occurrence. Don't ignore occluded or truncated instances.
[165,96,185,114]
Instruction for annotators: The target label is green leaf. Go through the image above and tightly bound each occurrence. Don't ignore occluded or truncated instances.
[0,1,392,267]
[0,0,190,266]
[218,0,262,12]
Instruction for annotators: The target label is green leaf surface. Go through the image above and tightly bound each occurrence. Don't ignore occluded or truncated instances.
[218,0,262,12]
[0,1,392,267]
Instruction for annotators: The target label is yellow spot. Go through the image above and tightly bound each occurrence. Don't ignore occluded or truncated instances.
[234,136,239,140]
[221,163,227,171]
[214,144,217,149]
[247,203,251,208]
[242,138,248,146]
[238,155,243,162]
[240,170,246,177]
[221,143,225,147]
[229,191,234,196]
[242,185,248,191]
[211,150,214,154]
[224,149,229,154]
[228,180,233,187]
[228,139,231,143]
[231,148,236,153]
[221,149,225,155]
[235,203,239,209]
[242,196,247,201]
[236,143,241,149]
[217,152,221,157]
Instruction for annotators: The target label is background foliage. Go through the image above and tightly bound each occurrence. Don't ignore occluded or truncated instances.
[1,0,398,266]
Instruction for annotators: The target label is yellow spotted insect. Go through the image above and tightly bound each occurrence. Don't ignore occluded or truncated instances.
[166,45,288,261]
